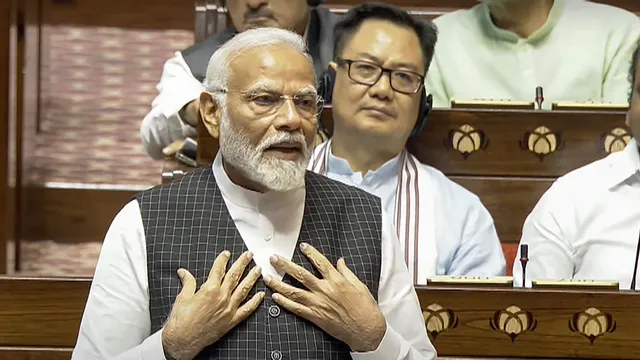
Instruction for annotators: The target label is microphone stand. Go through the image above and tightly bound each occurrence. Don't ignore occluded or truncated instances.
[535,86,544,110]
[630,229,640,290]
[519,244,529,288]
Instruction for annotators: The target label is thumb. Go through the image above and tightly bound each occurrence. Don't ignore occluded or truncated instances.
[177,268,197,297]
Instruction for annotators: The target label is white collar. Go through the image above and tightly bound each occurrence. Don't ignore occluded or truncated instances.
[606,138,640,190]
[326,143,403,181]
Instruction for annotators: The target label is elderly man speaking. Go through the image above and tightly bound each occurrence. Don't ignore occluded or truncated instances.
[72,28,436,360]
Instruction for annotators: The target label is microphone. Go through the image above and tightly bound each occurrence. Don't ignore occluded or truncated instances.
[519,244,529,288]
[535,86,544,110]
[629,228,640,290]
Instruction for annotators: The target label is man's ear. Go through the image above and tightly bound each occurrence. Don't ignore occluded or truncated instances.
[199,92,221,139]
[328,61,337,72]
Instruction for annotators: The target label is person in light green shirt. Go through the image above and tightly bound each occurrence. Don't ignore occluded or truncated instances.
[425,0,640,109]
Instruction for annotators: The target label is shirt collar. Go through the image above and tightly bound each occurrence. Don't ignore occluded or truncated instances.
[212,152,305,210]
[607,138,640,190]
[326,144,403,180]
[479,0,563,43]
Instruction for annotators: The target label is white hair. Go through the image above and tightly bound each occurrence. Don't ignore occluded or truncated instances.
[204,27,315,192]
[203,27,313,94]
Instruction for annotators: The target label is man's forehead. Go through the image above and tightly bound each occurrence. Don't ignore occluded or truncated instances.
[343,20,424,72]
[228,45,315,91]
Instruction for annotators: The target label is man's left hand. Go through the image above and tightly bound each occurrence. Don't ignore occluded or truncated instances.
[264,242,387,353]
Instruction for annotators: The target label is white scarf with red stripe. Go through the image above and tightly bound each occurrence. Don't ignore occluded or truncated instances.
[309,140,438,285]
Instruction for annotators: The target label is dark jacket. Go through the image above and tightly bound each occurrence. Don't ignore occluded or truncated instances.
[182,7,337,81]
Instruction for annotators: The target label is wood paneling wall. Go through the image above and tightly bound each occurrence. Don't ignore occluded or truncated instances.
[0,0,11,274]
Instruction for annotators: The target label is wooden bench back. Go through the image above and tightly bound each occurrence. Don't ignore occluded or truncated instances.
[0,276,89,359]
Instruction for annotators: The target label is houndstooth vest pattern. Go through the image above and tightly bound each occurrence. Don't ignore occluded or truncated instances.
[136,166,383,360]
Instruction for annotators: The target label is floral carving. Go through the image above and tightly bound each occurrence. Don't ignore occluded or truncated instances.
[520,126,563,161]
[569,307,617,344]
[447,124,488,159]
[489,306,537,342]
[422,304,459,340]
[603,127,631,154]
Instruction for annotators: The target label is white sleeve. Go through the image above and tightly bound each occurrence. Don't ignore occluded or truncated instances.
[350,211,437,360]
[602,14,640,104]
[71,200,167,360]
[513,181,576,287]
[140,52,203,160]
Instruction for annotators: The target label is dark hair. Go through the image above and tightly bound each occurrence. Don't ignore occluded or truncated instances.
[332,2,438,74]
[629,37,640,104]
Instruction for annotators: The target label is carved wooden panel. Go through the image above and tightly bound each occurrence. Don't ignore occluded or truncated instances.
[319,108,629,177]
[451,177,553,244]
[417,287,640,359]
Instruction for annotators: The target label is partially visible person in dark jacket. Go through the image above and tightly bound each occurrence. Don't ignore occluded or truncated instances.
[141,0,337,159]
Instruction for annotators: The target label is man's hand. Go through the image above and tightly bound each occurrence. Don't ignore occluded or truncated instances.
[162,251,265,360]
[264,243,387,353]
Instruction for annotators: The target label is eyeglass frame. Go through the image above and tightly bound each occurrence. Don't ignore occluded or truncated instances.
[335,58,426,95]
[208,88,324,119]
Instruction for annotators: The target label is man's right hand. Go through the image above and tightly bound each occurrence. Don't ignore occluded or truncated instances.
[161,251,264,360]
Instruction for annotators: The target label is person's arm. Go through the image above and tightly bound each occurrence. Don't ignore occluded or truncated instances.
[140,52,203,160]
[512,182,575,287]
[71,200,167,359]
[424,51,451,109]
[601,15,640,103]
[447,197,506,276]
[351,212,437,360]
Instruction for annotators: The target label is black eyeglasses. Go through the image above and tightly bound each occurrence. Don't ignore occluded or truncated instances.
[336,58,425,94]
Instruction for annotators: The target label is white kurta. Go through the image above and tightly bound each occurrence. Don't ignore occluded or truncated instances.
[426,0,640,109]
[310,140,506,285]
[71,152,437,360]
[514,139,640,289]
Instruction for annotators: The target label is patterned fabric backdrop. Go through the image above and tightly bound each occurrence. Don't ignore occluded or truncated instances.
[14,25,193,276]
[33,25,193,185]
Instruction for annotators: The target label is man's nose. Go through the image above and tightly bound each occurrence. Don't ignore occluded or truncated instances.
[367,72,394,100]
[273,98,303,132]
[246,0,269,9]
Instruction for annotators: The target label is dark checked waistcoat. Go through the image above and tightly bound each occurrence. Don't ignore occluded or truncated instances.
[135,166,383,360]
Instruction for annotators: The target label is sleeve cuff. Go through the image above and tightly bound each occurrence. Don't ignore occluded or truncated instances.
[349,322,401,360]
[141,328,167,360]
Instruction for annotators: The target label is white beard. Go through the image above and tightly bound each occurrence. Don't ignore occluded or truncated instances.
[218,109,311,192]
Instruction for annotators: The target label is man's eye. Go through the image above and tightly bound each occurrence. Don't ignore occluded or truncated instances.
[296,97,315,108]
[252,95,278,106]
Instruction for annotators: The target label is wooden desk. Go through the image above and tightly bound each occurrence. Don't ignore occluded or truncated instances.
[3,276,640,359]
[418,286,640,359]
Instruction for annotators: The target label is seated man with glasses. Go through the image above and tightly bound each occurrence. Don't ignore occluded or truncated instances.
[310,3,505,284]
[72,27,436,360]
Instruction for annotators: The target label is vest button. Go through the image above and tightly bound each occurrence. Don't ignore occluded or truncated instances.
[268,305,281,318]
[270,350,282,360]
